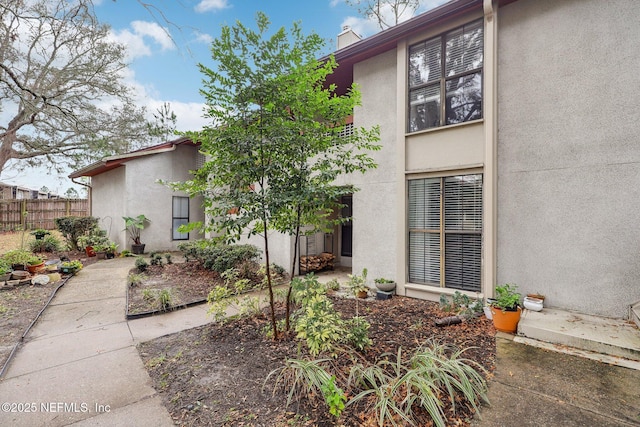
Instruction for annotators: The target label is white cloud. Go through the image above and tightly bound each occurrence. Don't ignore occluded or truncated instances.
[109,21,174,60]
[194,32,213,45]
[195,0,230,13]
[130,21,174,50]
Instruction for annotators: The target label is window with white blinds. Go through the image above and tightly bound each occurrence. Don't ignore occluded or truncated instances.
[408,20,483,132]
[408,174,482,292]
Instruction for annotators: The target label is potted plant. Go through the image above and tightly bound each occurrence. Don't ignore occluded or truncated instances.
[123,214,150,254]
[93,244,107,260]
[27,255,45,274]
[0,259,12,282]
[347,268,369,299]
[105,242,118,259]
[30,228,50,240]
[2,249,33,270]
[490,283,522,333]
[374,277,396,292]
[60,260,83,275]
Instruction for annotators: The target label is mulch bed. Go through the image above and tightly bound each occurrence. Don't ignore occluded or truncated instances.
[138,292,496,426]
[127,261,223,315]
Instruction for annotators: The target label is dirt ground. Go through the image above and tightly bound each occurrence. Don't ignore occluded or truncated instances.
[139,283,497,427]
[127,261,222,315]
[0,231,98,372]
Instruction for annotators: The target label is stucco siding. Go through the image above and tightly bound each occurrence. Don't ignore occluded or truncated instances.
[348,49,399,282]
[406,122,484,172]
[91,144,204,252]
[497,0,640,317]
[91,167,126,245]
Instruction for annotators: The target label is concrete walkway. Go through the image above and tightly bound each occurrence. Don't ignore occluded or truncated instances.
[1,259,639,426]
[0,257,211,427]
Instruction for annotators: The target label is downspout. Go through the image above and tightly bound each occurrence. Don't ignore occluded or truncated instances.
[483,0,498,297]
[72,177,92,216]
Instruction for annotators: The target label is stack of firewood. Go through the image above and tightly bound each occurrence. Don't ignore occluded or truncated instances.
[300,252,335,273]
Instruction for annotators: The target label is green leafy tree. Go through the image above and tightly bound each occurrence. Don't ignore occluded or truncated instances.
[173,12,380,339]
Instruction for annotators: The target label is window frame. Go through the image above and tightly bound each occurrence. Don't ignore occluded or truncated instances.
[407,19,484,133]
[172,196,190,241]
[407,173,483,292]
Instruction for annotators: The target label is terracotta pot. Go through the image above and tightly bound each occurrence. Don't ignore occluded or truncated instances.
[27,262,45,274]
[85,246,96,257]
[490,306,522,333]
[357,290,368,299]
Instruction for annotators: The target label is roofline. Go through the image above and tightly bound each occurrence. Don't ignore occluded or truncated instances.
[331,0,483,64]
[69,136,197,179]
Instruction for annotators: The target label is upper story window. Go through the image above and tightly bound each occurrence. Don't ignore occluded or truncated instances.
[408,20,483,132]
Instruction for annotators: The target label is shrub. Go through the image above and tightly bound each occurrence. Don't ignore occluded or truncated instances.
[0,259,11,275]
[55,216,99,250]
[268,358,346,419]
[347,340,489,427]
[135,256,149,272]
[345,316,372,352]
[29,235,62,253]
[150,253,164,266]
[178,239,260,273]
[292,275,345,356]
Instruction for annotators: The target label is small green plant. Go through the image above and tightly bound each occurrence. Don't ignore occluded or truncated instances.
[492,283,521,311]
[120,249,133,257]
[347,268,368,295]
[123,214,150,245]
[135,256,149,272]
[61,260,83,270]
[2,249,34,266]
[321,375,346,418]
[325,278,340,291]
[142,288,155,301]
[439,291,483,319]
[267,358,345,419]
[29,235,62,253]
[345,316,372,352]
[27,255,43,265]
[30,228,50,239]
[150,253,164,266]
[0,259,11,275]
[158,289,171,311]
[128,273,146,287]
[347,340,489,427]
[374,277,394,284]
[164,253,172,264]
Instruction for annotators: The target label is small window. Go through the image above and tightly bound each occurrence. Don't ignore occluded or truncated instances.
[172,196,189,240]
[408,20,483,132]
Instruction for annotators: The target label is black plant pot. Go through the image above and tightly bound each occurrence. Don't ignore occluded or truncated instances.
[132,244,145,255]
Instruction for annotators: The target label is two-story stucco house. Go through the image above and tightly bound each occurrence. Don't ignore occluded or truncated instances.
[73,0,640,323]
[312,0,640,321]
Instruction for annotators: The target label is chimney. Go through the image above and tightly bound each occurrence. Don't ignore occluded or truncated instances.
[337,25,361,50]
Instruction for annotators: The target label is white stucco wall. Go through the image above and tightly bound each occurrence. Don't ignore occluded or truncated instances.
[342,49,399,284]
[91,167,126,245]
[496,0,640,318]
[92,144,204,252]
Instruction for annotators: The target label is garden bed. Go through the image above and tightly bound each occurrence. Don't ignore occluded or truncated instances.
[138,294,496,426]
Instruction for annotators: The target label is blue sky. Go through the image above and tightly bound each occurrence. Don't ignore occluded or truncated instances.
[2,0,448,194]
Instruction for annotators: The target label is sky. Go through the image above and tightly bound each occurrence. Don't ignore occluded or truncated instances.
[0,0,448,195]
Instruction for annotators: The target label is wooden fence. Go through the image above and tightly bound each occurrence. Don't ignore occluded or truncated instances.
[0,199,89,231]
